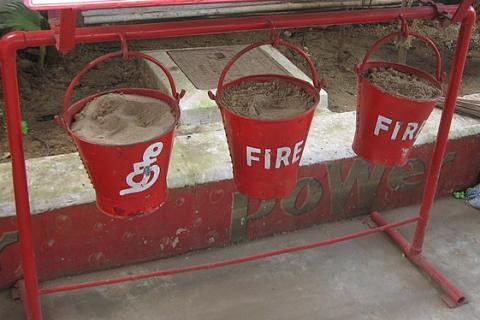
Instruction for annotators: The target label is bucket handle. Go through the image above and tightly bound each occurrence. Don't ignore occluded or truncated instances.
[63,50,185,119]
[356,31,443,82]
[210,38,321,100]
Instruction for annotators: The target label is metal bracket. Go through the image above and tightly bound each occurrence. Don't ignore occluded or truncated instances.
[118,33,129,60]
[420,0,473,26]
[266,19,281,47]
[48,9,77,54]
[450,0,475,23]
[399,15,410,38]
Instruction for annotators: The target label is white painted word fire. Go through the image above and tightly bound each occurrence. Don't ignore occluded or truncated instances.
[374,115,426,141]
[246,140,304,169]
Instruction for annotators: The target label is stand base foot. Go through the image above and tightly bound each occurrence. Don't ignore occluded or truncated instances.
[15,279,43,320]
[370,211,467,308]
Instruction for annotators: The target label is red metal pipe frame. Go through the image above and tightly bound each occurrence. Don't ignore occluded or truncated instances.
[0,34,42,320]
[14,5,462,49]
[410,7,477,255]
[39,215,419,295]
[0,4,476,320]
[369,6,476,309]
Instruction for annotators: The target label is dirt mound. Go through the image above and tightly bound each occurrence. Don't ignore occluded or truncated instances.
[71,93,175,145]
[365,67,441,100]
[219,79,315,120]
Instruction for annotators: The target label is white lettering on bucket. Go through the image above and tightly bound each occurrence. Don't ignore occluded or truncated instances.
[390,121,402,140]
[374,115,392,136]
[415,121,427,139]
[246,146,261,167]
[373,115,421,141]
[276,147,291,168]
[120,142,163,196]
[246,140,305,170]
[292,140,304,163]
[402,122,419,141]
[265,149,272,170]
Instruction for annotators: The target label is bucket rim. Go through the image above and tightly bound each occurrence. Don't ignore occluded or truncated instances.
[215,74,320,123]
[358,61,443,103]
[65,88,180,148]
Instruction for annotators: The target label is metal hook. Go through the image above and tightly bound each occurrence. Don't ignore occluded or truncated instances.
[118,33,129,60]
[266,19,281,47]
[399,15,410,38]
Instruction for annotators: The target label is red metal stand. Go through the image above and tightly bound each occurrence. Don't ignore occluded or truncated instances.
[0,2,476,319]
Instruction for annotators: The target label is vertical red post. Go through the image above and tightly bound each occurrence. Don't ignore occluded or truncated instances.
[0,32,43,320]
[410,7,477,255]
[58,9,77,49]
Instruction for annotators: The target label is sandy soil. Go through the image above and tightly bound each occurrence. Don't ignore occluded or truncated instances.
[71,93,175,145]
[219,79,314,120]
[366,67,442,99]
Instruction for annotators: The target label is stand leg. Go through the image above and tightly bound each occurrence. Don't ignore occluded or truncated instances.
[0,34,42,320]
[410,7,477,256]
[370,7,476,308]
[370,212,466,307]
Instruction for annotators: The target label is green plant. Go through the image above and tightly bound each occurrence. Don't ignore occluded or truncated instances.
[0,2,48,66]
[21,120,29,135]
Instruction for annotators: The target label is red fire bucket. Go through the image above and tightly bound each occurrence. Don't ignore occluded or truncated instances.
[352,31,443,166]
[209,39,321,199]
[62,51,184,218]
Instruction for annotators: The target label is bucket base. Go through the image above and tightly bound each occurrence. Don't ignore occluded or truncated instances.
[352,138,410,167]
[236,179,296,200]
[96,191,166,219]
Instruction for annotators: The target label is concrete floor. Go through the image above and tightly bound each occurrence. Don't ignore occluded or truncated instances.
[2,198,480,320]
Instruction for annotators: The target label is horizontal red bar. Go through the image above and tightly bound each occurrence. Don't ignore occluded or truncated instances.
[74,6,453,40]
[39,215,419,295]
[14,5,459,51]
[10,5,457,52]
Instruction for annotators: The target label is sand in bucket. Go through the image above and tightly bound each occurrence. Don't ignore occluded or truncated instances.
[219,79,315,120]
[366,67,441,100]
[71,93,176,145]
